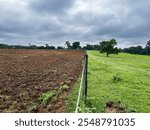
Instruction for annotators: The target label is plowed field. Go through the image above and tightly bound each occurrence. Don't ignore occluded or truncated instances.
[0,49,85,112]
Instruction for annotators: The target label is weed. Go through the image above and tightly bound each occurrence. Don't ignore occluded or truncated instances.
[0,95,10,102]
[112,75,122,82]
[38,90,56,104]
[60,84,70,92]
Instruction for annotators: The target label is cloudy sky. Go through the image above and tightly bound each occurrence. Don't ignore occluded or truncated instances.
[0,0,150,48]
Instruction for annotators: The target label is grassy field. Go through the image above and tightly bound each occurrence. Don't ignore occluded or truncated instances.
[67,51,150,112]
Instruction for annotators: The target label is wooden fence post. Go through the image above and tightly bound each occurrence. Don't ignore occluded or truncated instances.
[85,54,88,97]
[83,54,88,106]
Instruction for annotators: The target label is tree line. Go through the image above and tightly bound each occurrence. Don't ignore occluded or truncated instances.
[122,40,150,55]
[0,40,150,56]
[0,43,63,50]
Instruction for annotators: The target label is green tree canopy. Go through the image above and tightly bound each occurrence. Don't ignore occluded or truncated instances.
[99,39,119,57]
[146,40,150,47]
[72,42,81,49]
[145,40,150,55]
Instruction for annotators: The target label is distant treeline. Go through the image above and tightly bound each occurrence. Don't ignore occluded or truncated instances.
[0,40,150,55]
[122,45,150,55]
[82,41,150,55]
[0,43,63,50]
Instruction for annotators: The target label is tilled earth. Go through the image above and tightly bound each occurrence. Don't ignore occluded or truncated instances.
[0,49,85,112]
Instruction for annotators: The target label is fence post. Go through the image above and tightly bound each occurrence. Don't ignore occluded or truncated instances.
[83,53,88,112]
[85,54,88,97]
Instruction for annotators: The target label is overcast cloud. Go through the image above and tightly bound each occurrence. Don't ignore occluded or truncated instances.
[0,0,150,48]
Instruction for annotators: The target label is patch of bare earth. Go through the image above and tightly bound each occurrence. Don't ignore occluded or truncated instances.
[105,101,126,113]
[0,49,85,113]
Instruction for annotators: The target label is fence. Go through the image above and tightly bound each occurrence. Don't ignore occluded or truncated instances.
[75,53,88,113]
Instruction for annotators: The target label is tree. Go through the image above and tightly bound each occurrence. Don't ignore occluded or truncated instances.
[65,41,71,49]
[72,42,81,49]
[48,46,55,49]
[144,40,150,55]
[57,46,63,49]
[146,40,150,47]
[84,44,93,50]
[123,46,143,54]
[99,39,119,57]
[37,46,45,49]
[93,45,100,50]
[29,45,37,49]
[82,44,100,50]
[45,44,49,49]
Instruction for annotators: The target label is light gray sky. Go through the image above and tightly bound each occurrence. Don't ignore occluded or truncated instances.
[0,0,150,48]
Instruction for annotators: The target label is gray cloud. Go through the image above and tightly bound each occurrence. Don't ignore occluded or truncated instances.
[29,0,74,15]
[0,0,150,47]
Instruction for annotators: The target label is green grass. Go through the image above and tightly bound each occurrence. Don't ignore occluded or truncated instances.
[66,78,81,112]
[66,51,150,112]
[86,51,150,112]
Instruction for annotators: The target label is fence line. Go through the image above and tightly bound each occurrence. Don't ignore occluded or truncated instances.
[75,53,88,113]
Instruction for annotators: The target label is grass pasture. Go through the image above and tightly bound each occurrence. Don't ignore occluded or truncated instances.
[67,51,150,112]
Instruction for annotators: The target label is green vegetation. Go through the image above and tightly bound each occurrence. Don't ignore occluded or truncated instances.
[38,90,57,104]
[1,39,150,55]
[65,41,81,49]
[66,79,81,112]
[66,51,150,112]
[86,51,150,112]
[0,95,10,102]
[99,39,119,57]
[59,84,70,92]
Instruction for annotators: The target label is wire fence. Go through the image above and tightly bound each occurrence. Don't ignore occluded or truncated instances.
[75,53,88,113]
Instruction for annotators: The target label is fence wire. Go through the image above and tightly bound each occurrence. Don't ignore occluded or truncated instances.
[75,54,88,113]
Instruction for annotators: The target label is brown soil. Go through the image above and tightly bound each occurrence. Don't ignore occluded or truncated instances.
[0,49,85,112]
[105,101,126,113]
